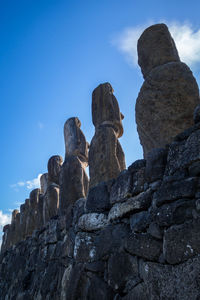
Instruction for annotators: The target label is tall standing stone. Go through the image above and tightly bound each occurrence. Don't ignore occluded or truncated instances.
[135,24,200,158]
[59,117,89,214]
[89,83,126,188]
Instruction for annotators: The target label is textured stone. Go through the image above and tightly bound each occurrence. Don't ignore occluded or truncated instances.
[137,23,180,78]
[130,211,151,232]
[64,117,89,162]
[108,252,139,292]
[110,170,132,204]
[163,218,200,264]
[153,177,197,207]
[92,82,124,138]
[43,183,59,224]
[86,181,110,213]
[140,257,200,300]
[145,148,167,183]
[125,232,162,261]
[89,126,125,188]
[40,173,48,194]
[47,155,63,185]
[193,104,200,124]
[78,213,108,231]
[108,190,152,221]
[26,189,41,236]
[136,62,199,157]
[165,129,200,176]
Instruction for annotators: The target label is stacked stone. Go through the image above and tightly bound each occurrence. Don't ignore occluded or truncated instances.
[59,117,89,214]
[136,23,200,158]
[2,107,200,298]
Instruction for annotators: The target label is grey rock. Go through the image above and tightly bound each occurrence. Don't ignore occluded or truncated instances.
[40,173,48,195]
[153,177,197,207]
[122,283,148,300]
[147,222,163,239]
[137,23,180,78]
[86,181,110,213]
[47,155,63,185]
[163,218,200,264]
[108,190,152,221]
[145,148,167,183]
[78,213,108,231]
[125,232,162,261]
[108,252,139,292]
[43,183,59,224]
[130,211,151,232]
[193,104,200,124]
[110,170,132,204]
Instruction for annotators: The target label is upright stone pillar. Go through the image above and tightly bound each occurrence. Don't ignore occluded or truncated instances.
[89,82,126,188]
[59,117,89,214]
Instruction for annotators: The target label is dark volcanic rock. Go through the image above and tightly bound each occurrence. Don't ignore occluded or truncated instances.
[86,181,110,213]
[163,218,200,264]
[125,232,162,261]
[110,170,132,204]
[153,177,197,207]
[145,148,168,183]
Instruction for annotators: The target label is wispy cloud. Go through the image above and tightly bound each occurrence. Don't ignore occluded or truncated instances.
[10,173,42,191]
[112,21,200,69]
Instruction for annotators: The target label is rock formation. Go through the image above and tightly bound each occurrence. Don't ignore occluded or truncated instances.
[59,117,89,214]
[89,83,126,188]
[43,156,63,223]
[26,189,40,236]
[136,23,200,158]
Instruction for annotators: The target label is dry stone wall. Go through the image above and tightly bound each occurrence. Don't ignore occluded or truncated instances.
[1,23,200,299]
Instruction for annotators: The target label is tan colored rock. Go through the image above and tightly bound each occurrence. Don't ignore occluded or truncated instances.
[89,83,126,188]
[92,83,124,138]
[136,24,200,158]
[43,183,59,223]
[59,117,89,214]
[89,126,125,188]
[26,189,40,236]
[40,173,48,194]
[48,155,63,185]
[137,23,180,78]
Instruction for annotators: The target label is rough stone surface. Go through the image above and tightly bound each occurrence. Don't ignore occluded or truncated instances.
[193,104,200,124]
[86,181,110,213]
[43,183,59,224]
[47,155,63,185]
[137,23,180,78]
[40,173,48,194]
[78,213,108,231]
[145,148,167,183]
[89,82,126,188]
[136,24,199,158]
[110,170,132,204]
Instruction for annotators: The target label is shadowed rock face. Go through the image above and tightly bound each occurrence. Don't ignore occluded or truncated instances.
[40,173,48,194]
[136,23,200,158]
[26,189,41,236]
[64,117,89,163]
[59,117,89,214]
[89,83,126,188]
[48,155,63,185]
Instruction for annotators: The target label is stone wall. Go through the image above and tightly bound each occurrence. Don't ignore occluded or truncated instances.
[1,118,200,299]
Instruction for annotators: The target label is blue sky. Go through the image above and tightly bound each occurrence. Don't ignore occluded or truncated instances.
[1,0,200,235]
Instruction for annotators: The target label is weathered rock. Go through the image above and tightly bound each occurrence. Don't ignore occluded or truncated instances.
[156,199,196,227]
[128,160,146,196]
[40,173,48,194]
[140,257,200,300]
[110,170,132,204]
[108,189,152,221]
[78,213,108,231]
[43,183,59,224]
[59,117,89,215]
[137,23,180,78]
[193,104,200,124]
[59,156,89,214]
[86,181,110,213]
[64,117,89,162]
[153,177,197,207]
[92,82,124,138]
[122,283,148,300]
[145,148,167,183]
[130,211,151,232]
[1,224,11,252]
[89,126,125,188]
[136,24,199,158]
[125,232,162,261]
[108,252,139,292]
[26,189,40,236]
[48,155,63,185]
[163,218,200,264]
[136,62,199,157]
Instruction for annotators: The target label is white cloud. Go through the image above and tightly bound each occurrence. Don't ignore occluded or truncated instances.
[113,21,200,69]
[10,173,42,191]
